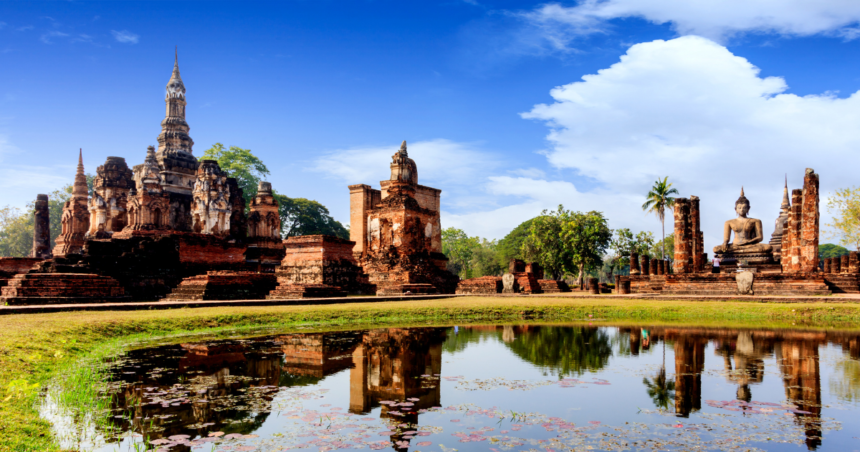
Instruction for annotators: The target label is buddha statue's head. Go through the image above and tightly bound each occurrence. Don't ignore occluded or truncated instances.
[735,187,750,218]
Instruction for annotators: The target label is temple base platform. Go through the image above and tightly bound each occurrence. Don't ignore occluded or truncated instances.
[266,284,348,299]
[163,271,278,301]
[626,272,831,296]
[377,283,438,296]
[0,272,129,305]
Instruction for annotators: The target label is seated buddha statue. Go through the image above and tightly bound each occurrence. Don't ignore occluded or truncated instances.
[713,188,773,255]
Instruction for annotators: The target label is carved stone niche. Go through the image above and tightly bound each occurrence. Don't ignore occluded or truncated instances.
[191,160,232,236]
[88,156,134,237]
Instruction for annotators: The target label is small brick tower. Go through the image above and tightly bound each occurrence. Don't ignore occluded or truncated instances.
[53,150,90,256]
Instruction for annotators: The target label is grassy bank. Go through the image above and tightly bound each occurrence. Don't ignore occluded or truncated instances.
[3,296,860,451]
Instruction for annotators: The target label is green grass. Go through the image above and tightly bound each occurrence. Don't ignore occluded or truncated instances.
[2,295,860,451]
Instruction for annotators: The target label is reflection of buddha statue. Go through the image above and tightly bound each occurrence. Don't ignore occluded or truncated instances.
[714,188,773,256]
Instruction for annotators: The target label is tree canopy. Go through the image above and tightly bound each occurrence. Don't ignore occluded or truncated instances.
[201,143,270,207]
[441,227,504,279]
[825,187,860,251]
[820,243,850,259]
[274,195,349,239]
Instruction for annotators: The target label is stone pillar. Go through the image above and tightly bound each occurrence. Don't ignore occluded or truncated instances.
[823,258,831,274]
[800,169,820,272]
[674,198,691,274]
[630,251,640,275]
[832,256,841,274]
[641,255,651,276]
[850,252,859,273]
[659,259,666,275]
[690,196,702,272]
[31,194,52,259]
[588,277,599,294]
[618,278,631,294]
[789,189,803,272]
[841,254,850,274]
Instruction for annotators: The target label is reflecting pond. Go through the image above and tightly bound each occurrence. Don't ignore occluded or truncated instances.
[44,324,860,451]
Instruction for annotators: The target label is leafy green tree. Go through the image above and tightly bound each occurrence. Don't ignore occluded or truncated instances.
[0,206,32,257]
[523,207,571,280]
[496,218,534,268]
[642,177,679,260]
[819,243,850,259]
[441,227,480,278]
[825,187,860,250]
[471,238,504,277]
[610,229,655,267]
[561,210,613,286]
[504,327,613,377]
[274,195,349,239]
[201,143,270,206]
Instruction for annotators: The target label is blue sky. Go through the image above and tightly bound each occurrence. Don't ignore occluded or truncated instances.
[2,1,860,251]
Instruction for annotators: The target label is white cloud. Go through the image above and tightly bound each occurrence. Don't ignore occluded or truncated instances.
[521,0,860,43]
[111,30,139,44]
[516,35,860,251]
[40,31,69,44]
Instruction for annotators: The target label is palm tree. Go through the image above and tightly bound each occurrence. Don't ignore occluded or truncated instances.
[643,366,676,411]
[642,177,679,260]
[643,337,675,411]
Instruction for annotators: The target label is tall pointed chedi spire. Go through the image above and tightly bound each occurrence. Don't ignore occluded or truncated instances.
[156,47,197,201]
[769,175,792,259]
[780,174,790,212]
[73,148,88,197]
[53,149,91,256]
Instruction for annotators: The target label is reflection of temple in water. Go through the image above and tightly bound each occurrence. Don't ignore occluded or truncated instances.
[106,328,446,450]
[350,328,446,450]
[647,327,846,450]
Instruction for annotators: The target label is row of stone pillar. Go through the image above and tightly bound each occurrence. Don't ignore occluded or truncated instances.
[629,252,669,276]
[823,253,860,274]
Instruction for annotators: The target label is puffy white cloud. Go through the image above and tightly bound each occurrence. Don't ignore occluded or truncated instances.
[518,35,860,250]
[111,30,139,44]
[522,0,860,43]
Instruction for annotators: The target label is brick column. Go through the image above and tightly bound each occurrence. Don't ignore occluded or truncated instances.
[832,256,841,274]
[823,258,831,274]
[800,169,820,272]
[789,189,803,272]
[348,184,374,257]
[781,210,793,273]
[673,198,691,274]
[31,194,51,259]
[641,255,651,276]
[690,196,702,272]
[841,254,849,273]
[850,252,859,273]
[630,252,640,275]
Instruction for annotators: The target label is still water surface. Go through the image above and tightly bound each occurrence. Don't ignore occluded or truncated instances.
[48,325,860,451]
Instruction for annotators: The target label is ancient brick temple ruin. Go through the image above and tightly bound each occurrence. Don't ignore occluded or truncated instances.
[348,141,458,295]
[621,168,839,296]
[0,53,472,305]
[0,53,296,305]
